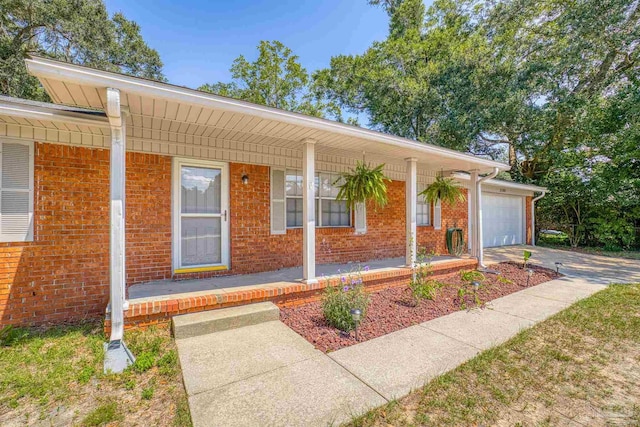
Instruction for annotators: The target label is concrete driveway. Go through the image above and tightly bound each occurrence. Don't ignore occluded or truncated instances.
[484,245,640,284]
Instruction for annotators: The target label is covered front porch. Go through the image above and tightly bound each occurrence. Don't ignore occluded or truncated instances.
[123,255,477,329]
[18,56,509,372]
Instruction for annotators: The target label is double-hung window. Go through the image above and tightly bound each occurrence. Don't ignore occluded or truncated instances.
[417,183,432,226]
[0,140,34,242]
[285,170,350,228]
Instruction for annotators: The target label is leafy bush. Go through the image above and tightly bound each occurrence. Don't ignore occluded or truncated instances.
[460,270,485,283]
[322,267,370,332]
[589,217,635,250]
[409,248,442,304]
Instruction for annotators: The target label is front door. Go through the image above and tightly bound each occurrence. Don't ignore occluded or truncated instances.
[173,159,229,272]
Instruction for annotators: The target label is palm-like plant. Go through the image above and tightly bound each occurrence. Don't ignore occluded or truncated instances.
[335,162,390,209]
[420,176,466,205]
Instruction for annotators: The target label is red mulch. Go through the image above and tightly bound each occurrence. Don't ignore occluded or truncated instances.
[280,262,559,352]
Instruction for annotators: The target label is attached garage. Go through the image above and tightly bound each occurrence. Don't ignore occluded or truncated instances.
[481,192,525,247]
[455,173,547,249]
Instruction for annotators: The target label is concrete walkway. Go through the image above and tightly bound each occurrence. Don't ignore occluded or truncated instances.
[485,245,640,283]
[177,273,608,427]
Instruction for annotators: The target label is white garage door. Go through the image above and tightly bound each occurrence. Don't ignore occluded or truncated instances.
[482,193,524,247]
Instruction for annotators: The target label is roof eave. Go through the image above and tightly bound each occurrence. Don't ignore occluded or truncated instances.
[25,56,509,172]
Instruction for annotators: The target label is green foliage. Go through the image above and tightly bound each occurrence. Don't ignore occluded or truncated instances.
[460,270,485,284]
[334,162,390,210]
[141,386,154,400]
[523,250,532,268]
[497,275,514,286]
[409,248,442,304]
[322,268,370,332]
[420,176,466,205]
[0,325,27,346]
[131,351,155,373]
[199,40,345,121]
[82,400,122,426]
[0,0,165,101]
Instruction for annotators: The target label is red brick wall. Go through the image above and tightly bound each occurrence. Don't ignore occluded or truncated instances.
[0,144,173,326]
[0,143,470,327]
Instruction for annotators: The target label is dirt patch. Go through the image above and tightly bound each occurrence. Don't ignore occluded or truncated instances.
[281,262,558,352]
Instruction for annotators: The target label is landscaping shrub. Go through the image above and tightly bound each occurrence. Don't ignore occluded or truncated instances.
[322,267,370,332]
[409,248,443,304]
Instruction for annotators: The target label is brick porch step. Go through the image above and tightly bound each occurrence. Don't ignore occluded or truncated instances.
[172,302,280,339]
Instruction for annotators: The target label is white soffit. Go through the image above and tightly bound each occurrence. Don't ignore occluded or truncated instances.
[26,56,509,173]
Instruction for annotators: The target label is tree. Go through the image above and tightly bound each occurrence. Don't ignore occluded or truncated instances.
[199,40,347,121]
[0,0,165,101]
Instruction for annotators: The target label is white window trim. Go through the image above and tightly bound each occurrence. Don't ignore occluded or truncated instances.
[0,139,34,243]
[172,158,230,272]
[416,183,432,227]
[285,170,352,229]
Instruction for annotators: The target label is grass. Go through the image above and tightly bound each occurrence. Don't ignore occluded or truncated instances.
[347,283,640,426]
[538,241,640,261]
[0,322,191,427]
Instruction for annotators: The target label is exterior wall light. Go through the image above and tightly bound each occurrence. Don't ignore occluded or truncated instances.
[350,308,362,341]
[241,174,249,185]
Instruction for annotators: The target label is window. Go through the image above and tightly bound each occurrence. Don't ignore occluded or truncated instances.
[285,170,350,228]
[417,184,431,226]
[0,140,34,242]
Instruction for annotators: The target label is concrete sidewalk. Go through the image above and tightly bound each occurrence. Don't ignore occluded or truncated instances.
[178,276,607,427]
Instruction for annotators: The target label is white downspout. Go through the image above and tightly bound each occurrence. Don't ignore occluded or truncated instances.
[531,191,546,246]
[476,167,499,268]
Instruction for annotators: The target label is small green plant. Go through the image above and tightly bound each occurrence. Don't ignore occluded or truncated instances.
[457,270,486,309]
[409,247,443,305]
[523,250,532,268]
[0,325,28,347]
[141,386,154,400]
[322,266,370,332]
[132,351,155,373]
[82,400,122,426]
[497,275,514,285]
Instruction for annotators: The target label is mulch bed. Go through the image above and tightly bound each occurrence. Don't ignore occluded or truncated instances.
[280,262,559,352]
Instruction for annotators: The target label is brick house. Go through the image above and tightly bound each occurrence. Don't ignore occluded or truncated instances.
[0,57,546,368]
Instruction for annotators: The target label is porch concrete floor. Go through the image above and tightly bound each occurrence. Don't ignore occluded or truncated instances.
[128,255,462,302]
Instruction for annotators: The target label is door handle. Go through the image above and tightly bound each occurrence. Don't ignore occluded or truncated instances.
[222,210,227,221]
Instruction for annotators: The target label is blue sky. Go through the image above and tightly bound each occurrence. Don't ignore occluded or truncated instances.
[104,0,391,89]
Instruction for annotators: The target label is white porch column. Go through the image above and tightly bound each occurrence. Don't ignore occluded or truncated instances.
[468,170,479,258]
[405,158,418,266]
[302,139,317,282]
[104,88,134,373]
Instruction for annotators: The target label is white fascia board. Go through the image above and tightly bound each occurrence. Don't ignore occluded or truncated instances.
[25,56,509,172]
[452,172,547,193]
[0,98,110,129]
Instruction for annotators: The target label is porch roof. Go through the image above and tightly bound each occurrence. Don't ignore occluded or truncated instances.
[23,56,508,175]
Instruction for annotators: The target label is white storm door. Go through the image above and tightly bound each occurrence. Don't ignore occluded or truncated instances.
[174,159,229,271]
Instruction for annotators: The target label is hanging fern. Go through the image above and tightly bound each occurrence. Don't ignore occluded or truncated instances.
[335,162,390,210]
[420,176,466,205]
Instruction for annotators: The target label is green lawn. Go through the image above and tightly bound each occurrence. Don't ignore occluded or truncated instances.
[538,241,640,261]
[348,284,640,426]
[0,323,191,427]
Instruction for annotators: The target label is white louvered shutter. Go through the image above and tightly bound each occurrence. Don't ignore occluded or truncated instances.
[1,141,34,242]
[354,202,366,234]
[270,168,286,234]
[433,200,442,230]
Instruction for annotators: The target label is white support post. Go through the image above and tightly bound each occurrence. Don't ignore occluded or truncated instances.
[302,139,317,283]
[104,87,134,373]
[405,158,418,267]
[468,170,479,259]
